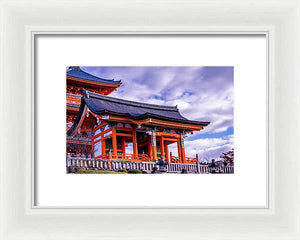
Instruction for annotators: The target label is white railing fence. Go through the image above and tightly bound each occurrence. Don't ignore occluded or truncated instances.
[66,156,234,174]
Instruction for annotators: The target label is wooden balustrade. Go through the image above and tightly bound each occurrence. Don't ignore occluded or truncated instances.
[170,155,198,164]
[185,157,198,164]
[98,153,152,162]
[170,156,181,163]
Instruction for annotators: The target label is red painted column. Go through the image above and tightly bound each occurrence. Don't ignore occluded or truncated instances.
[92,136,95,158]
[160,136,165,160]
[181,147,186,164]
[102,138,106,155]
[151,132,157,161]
[112,127,117,155]
[132,128,138,155]
[177,138,182,163]
[181,135,186,164]
[165,143,169,162]
[122,137,126,154]
[148,137,153,160]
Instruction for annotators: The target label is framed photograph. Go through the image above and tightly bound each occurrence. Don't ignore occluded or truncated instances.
[1,0,299,239]
[36,36,265,207]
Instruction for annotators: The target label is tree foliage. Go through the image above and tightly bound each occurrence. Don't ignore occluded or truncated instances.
[220,148,234,166]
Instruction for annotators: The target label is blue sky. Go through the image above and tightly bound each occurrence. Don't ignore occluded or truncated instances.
[82,66,234,161]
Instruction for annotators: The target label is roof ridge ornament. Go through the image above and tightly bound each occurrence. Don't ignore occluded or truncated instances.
[84,90,90,98]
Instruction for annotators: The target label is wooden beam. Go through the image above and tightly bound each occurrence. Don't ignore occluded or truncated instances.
[155,132,180,138]
[102,134,112,140]
[94,138,102,144]
[138,141,149,147]
[67,140,92,146]
[163,137,179,142]
[116,132,133,137]
[93,121,107,131]
[149,119,205,130]
[66,106,80,112]
[93,128,112,139]
[107,115,205,131]
[116,127,133,132]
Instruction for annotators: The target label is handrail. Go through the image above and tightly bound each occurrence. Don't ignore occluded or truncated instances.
[98,153,152,162]
[170,156,181,163]
[170,156,198,164]
[71,152,199,164]
[185,157,198,164]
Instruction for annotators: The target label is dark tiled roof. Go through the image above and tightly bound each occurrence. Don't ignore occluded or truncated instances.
[67,91,210,135]
[86,91,180,113]
[67,67,121,85]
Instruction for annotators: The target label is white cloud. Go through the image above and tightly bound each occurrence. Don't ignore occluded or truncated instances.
[82,66,234,159]
[168,135,234,161]
[97,67,234,135]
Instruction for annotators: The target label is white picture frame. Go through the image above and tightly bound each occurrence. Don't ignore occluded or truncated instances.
[0,0,299,239]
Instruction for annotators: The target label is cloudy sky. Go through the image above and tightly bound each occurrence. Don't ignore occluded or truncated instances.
[82,66,234,161]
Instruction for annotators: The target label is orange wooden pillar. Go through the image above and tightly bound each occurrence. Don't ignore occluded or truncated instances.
[92,136,95,158]
[151,132,157,161]
[132,128,138,155]
[153,145,157,161]
[101,139,106,155]
[181,147,186,164]
[148,137,153,160]
[122,137,126,153]
[180,136,186,163]
[160,136,165,160]
[165,143,169,162]
[112,127,117,154]
[177,138,182,163]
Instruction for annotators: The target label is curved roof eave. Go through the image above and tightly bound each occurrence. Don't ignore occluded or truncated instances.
[67,92,210,136]
[67,67,122,85]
